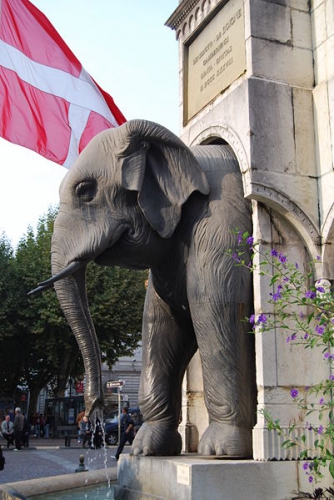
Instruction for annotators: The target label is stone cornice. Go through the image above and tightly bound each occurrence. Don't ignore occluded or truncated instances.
[165,0,200,31]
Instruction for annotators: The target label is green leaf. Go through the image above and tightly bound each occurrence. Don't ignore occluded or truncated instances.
[282,441,296,449]
[329,460,334,479]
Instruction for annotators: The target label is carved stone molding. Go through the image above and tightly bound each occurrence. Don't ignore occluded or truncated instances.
[166,0,226,41]
[253,427,317,461]
[189,123,249,173]
[249,183,321,264]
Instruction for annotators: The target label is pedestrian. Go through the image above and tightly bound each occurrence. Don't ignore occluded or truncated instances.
[8,409,14,422]
[13,407,24,451]
[0,445,4,470]
[34,412,41,438]
[113,407,134,461]
[79,416,92,448]
[1,415,14,448]
[21,414,31,448]
[39,413,45,437]
[92,417,103,449]
[75,409,85,443]
[43,414,50,439]
[76,409,85,444]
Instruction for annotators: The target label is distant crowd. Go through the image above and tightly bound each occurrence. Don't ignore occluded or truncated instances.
[76,410,103,449]
[0,408,52,450]
[1,406,132,456]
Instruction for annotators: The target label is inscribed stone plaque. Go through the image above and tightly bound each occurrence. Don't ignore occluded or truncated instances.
[177,464,190,485]
[185,0,246,122]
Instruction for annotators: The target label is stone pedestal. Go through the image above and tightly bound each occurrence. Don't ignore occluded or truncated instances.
[115,454,329,500]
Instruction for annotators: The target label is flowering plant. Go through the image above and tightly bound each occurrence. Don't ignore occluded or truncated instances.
[229,231,334,487]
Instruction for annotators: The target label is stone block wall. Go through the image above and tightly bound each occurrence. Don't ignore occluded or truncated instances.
[167,0,334,460]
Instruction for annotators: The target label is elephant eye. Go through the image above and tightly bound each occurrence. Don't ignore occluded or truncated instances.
[75,180,97,202]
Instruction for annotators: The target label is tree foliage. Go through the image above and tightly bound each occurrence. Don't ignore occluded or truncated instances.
[0,233,22,397]
[0,208,146,411]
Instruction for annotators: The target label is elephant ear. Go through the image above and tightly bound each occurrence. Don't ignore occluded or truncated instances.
[117,119,210,238]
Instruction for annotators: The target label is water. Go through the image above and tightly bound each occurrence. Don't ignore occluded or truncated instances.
[31,482,115,500]
[27,409,117,499]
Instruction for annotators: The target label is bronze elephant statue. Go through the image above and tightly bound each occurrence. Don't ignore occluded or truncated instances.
[30,119,255,457]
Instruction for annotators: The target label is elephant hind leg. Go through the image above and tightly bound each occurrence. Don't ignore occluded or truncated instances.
[190,297,255,458]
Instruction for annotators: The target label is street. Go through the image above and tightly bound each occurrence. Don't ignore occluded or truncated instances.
[0,437,124,485]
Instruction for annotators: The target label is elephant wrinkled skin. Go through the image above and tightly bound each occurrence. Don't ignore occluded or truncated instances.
[30,119,255,457]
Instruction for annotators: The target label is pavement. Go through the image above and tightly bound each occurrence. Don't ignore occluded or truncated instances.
[0,435,126,485]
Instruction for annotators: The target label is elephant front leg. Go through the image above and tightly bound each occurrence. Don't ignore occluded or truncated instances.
[191,301,255,458]
[132,279,197,457]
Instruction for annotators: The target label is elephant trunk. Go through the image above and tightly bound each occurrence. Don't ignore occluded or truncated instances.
[52,259,104,418]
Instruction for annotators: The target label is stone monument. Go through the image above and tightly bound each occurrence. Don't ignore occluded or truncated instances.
[166,0,334,464]
[116,1,334,498]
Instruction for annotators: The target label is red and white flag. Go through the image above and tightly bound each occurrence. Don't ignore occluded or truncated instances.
[0,0,126,168]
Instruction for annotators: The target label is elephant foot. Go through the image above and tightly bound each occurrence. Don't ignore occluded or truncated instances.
[131,422,182,456]
[198,422,252,458]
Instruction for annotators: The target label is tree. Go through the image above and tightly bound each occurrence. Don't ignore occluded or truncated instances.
[14,209,81,411]
[0,207,146,411]
[0,233,23,397]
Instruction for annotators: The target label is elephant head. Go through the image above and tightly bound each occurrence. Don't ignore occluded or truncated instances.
[29,119,209,417]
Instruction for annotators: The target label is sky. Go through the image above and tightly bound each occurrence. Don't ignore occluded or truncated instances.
[0,0,179,248]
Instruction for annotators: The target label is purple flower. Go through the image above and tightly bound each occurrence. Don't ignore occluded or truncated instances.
[315,325,325,335]
[249,314,255,324]
[246,236,254,246]
[329,375,334,381]
[319,398,324,405]
[302,462,309,470]
[318,425,323,435]
[258,313,267,324]
[271,249,278,257]
[304,333,309,340]
[305,290,316,299]
[237,232,243,244]
[232,253,241,263]
[279,253,287,264]
[316,255,321,261]
[308,476,313,483]
[290,388,299,399]
[271,291,282,302]
[316,286,325,293]
[295,262,299,269]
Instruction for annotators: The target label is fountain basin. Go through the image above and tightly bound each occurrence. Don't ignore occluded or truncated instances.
[0,468,116,499]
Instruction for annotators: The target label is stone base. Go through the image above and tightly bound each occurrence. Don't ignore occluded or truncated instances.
[115,454,330,500]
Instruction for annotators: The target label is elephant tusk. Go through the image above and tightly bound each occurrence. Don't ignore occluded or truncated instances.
[28,260,88,296]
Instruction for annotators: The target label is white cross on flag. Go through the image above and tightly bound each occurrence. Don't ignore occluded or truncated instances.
[0,0,126,168]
